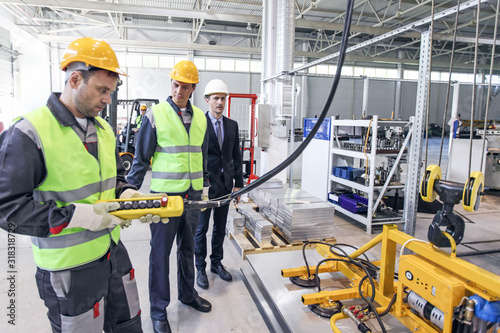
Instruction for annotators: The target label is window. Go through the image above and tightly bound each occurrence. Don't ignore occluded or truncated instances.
[175,56,188,64]
[250,60,261,73]
[375,68,387,78]
[341,66,353,76]
[441,72,453,82]
[221,59,235,71]
[488,75,500,84]
[116,54,126,67]
[159,56,175,69]
[235,59,250,72]
[364,67,376,77]
[459,73,473,83]
[451,72,460,82]
[431,71,441,81]
[404,70,419,80]
[194,57,205,70]
[386,69,398,79]
[143,55,158,68]
[353,66,364,76]
[316,65,329,74]
[126,54,142,67]
[206,58,220,70]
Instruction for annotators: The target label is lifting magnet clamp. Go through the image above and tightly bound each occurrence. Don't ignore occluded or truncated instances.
[420,165,485,247]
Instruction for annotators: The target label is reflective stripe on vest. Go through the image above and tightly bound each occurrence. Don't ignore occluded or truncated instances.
[22,107,119,271]
[151,102,206,193]
[33,177,116,203]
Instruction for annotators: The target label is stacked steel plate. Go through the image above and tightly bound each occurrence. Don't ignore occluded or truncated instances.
[237,204,273,242]
[249,188,335,242]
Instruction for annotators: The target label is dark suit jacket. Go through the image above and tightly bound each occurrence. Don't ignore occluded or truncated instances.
[205,112,244,198]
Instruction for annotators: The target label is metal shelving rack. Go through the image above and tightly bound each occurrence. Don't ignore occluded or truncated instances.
[328,116,414,234]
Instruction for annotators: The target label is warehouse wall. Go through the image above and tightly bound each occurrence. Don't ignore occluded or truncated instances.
[125,68,261,108]
[303,77,500,130]
[0,10,51,125]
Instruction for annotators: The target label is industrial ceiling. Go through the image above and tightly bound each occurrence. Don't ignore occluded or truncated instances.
[0,0,498,71]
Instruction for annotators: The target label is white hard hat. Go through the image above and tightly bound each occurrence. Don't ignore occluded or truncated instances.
[204,79,229,96]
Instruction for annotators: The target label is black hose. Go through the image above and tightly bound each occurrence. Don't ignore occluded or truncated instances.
[185,0,356,209]
[378,293,397,317]
[313,257,352,292]
[299,241,338,278]
[308,245,387,333]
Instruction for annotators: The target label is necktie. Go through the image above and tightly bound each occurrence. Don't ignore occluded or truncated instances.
[216,120,223,149]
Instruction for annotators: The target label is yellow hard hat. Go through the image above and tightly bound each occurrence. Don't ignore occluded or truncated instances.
[140,105,147,110]
[60,37,128,76]
[169,60,199,84]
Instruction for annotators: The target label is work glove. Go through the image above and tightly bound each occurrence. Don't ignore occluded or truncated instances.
[202,187,209,201]
[120,189,170,224]
[68,202,130,231]
[200,186,210,211]
[139,214,170,224]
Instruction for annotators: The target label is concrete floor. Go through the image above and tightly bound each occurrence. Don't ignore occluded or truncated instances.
[1,145,500,332]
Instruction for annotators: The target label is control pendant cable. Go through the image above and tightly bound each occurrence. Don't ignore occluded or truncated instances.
[186,0,356,210]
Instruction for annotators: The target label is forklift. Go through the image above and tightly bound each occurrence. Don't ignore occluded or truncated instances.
[104,94,159,174]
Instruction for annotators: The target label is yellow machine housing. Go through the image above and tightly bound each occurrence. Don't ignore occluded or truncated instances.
[399,255,465,315]
[281,225,500,333]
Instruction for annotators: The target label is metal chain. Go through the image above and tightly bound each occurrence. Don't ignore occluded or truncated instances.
[424,0,436,170]
[438,0,462,167]
[480,0,499,170]
[468,0,481,178]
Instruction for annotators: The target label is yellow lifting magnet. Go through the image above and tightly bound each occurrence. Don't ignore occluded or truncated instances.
[420,164,484,212]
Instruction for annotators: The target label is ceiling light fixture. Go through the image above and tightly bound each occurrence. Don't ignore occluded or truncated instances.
[246,23,252,31]
[167,16,173,24]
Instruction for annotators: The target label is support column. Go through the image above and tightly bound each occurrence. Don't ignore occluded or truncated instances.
[394,51,404,119]
[259,0,277,176]
[404,28,432,237]
[288,74,297,187]
[299,41,308,125]
[362,76,370,118]
[261,0,276,106]
[265,0,295,184]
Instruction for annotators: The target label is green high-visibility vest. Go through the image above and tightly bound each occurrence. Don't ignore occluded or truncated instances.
[22,106,120,271]
[136,114,143,129]
[151,102,206,193]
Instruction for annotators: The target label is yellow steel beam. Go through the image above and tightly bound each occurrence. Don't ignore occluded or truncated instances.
[380,225,398,295]
[281,264,337,278]
[301,287,360,305]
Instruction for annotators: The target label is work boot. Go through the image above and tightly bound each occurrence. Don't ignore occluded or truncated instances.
[197,269,209,289]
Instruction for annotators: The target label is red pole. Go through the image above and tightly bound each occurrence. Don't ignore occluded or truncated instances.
[227,93,259,182]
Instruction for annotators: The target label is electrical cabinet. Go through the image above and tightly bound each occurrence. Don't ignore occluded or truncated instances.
[328,116,413,234]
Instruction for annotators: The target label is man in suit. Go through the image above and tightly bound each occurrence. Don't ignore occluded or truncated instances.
[194,79,244,289]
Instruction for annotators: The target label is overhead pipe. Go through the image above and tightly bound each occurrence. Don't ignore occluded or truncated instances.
[274,0,295,119]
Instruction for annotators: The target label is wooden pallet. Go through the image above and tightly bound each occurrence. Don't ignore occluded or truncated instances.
[228,227,336,259]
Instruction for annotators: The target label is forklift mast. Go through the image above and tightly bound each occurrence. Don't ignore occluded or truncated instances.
[104,90,160,173]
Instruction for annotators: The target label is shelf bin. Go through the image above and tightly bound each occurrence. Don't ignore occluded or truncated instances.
[339,194,368,214]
